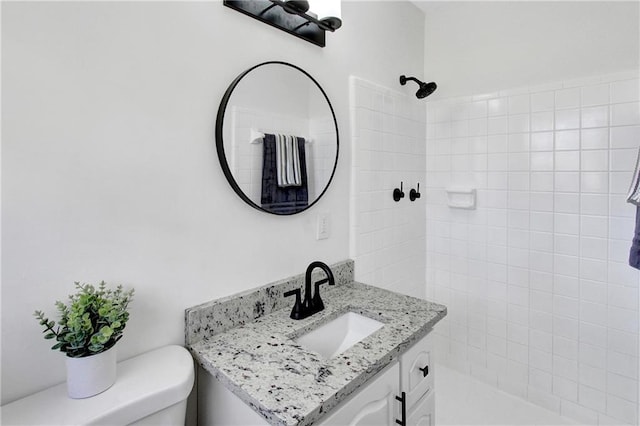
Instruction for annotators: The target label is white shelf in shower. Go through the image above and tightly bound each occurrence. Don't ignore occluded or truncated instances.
[445,187,476,209]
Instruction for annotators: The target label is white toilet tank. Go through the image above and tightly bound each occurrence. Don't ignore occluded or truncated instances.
[1,345,195,425]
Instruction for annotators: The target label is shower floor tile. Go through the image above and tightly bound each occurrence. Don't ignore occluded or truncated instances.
[436,364,580,425]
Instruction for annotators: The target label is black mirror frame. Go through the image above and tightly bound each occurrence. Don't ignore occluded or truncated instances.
[215,61,339,215]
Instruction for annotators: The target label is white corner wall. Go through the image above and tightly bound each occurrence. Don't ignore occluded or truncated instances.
[422,1,640,97]
[422,2,640,424]
[1,1,425,404]
[349,77,427,298]
[426,72,640,425]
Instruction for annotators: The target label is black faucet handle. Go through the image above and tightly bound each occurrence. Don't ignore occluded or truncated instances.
[284,288,303,320]
[284,288,299,296]
[316,277,330,285]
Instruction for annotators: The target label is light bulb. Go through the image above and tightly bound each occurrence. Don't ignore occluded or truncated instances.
[309,0,342,30]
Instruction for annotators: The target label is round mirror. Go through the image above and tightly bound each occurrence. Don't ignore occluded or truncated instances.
[216,61,339,215]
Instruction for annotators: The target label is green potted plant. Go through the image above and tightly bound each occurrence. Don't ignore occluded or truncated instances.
[34,281,134,398]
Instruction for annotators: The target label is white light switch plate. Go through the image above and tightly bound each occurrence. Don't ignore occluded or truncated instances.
[316,213,330,240]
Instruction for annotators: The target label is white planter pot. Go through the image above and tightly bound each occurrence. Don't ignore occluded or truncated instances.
[66,346,117,399]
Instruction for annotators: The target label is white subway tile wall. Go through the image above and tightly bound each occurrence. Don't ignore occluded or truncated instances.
[349,76,427,298]
[426,71,640,425]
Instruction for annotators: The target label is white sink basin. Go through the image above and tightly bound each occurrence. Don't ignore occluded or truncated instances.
[294,312,384,359]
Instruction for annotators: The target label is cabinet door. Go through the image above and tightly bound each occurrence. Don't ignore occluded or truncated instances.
[406,391,435,426]
[399,332,434,410]
[319,362,400,426]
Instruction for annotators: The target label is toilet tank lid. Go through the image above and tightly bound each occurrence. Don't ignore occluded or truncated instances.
[1,345,195,425]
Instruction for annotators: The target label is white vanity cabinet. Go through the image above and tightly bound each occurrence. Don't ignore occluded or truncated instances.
[319,331,434,426]
[199,332,434,426]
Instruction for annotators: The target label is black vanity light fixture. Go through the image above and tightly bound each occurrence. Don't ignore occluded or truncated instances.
[224,0,342,48]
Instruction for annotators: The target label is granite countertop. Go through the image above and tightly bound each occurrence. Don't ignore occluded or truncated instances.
[188,279,447,426]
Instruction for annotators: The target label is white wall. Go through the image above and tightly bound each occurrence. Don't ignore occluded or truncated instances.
[421,1,640,97]
[421,3,640,424]
[0,1,426,404]
[426,71,640,425]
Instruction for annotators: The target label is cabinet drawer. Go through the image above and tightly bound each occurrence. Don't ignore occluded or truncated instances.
[399,331,434,410]
[406,390,435,426]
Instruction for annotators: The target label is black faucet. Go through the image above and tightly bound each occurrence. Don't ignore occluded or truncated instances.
[284,261,335,320]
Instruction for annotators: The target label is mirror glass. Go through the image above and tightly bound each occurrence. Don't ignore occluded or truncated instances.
[216,62,339,215]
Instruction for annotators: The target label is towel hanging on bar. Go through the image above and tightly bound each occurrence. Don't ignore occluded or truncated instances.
[629,206,640,269]
[261,134,309,214]
[275,134,303,187]
[627,146,640,205]
[627,145,640,270]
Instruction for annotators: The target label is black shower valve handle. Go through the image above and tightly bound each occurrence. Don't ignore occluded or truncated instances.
[410,183,421,201]
[393,182,405,202]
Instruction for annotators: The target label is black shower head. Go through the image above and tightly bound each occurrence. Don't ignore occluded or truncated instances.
[416,81,437,98]
[400,75,437,99]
